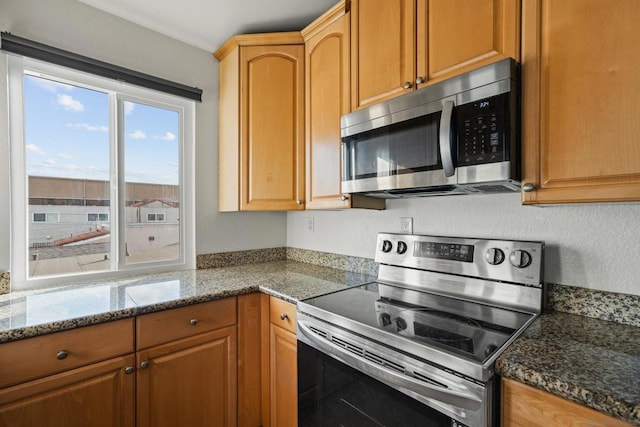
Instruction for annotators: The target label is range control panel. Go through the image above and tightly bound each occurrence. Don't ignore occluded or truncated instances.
[375,233,544,287]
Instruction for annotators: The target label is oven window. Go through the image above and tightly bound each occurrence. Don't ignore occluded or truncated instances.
[343,114,441,180]
[298,341,453,427]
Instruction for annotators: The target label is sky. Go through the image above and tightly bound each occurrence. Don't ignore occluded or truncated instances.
[23,74,180,185]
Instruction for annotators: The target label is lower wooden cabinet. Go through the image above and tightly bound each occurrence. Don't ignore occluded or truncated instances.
[269,323,297,427]
[136,327,237,427]
[502,377,632,426]
[0,355,135,427]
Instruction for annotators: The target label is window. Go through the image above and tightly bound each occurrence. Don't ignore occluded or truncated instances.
[8,56,195,289]
[32,213,60,223]
[147,213,165,222]
[87,213,109,222]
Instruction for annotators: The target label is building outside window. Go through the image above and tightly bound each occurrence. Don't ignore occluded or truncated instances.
[8,56,195,289]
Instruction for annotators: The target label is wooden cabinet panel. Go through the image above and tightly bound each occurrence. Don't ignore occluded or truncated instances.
[351,0,519,109]
[269,295,297,334]
[0,319,134,389]
[0,355,135,427]
[502,378,632,426]
[216,33,305,212]
[304,4,351,209]
[522,0,640,203]
[237,293,263,427]
[136,298,236,349]
[269,324,297,427]
[240,44,305,210]
[137,327,237,427]
[423,0,520,82]
[351,0,416,109]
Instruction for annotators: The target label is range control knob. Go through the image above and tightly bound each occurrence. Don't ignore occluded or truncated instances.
[509,250,532,268]
[397,241,408,254]
[394,317,407,331]
[484,248,505,265]
[381,240,393,253]
[379,313,392,327]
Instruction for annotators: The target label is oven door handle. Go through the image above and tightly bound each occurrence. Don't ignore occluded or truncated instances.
[298,320,483,411]
[439,99,455,177]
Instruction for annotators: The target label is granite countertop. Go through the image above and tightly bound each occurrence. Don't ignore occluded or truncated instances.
[496,311,640,425]
[0,260,375,343]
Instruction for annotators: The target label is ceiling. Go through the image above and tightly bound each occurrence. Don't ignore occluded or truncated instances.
[77,0,339,53]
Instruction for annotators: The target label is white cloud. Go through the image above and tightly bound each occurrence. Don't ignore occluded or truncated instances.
[56,94,84,112]
[58,153,73,160]
[43,159,57,167]
[67,123,108,132]
[124,101,135,115]
[129,130,147,140]
[64,164,80,170]
[155,132,176,141]
[26,144,46,156]
[28,76,74,93]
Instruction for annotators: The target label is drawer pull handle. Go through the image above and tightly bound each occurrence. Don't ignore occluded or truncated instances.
[190,318,198,326]
[124,366,135,375]
[280,313,289,321]
[56,350,69,360]
[140,361,150,369]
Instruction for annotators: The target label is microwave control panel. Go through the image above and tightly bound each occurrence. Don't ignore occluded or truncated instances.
[456,93,510,166]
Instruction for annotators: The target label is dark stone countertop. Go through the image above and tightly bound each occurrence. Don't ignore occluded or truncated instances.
[0,260,375,343]
[496,311,640,425]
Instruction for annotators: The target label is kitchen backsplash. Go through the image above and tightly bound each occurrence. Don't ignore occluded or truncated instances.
[286,247,378,277]
[0,272,8,296]
[546,283,640,328]
[196,247,286,269]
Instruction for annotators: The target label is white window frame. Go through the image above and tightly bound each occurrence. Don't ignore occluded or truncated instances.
[147,213,165,222]
[8,56,196,290]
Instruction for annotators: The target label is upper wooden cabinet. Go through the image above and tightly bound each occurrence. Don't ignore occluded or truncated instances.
[521,0,640,204]
[302,1,385,210]
[215,34,305,211]
[350,0,520,110]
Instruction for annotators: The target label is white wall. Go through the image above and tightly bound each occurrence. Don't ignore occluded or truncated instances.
[288,194,640,296]
[0,0,287,272]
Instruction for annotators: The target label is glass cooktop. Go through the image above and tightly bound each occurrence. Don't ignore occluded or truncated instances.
[302,282,534,364]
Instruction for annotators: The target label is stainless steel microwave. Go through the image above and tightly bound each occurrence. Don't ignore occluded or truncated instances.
[341,58,521,198]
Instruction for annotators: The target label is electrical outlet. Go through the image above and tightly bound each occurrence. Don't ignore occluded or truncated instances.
[400,217,413,234]
[306,217,314,233]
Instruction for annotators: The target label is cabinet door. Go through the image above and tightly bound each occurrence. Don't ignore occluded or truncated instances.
[502,378,632,426]
[240,45,305,210]
[137,327,237,427]
[269,323,297,427]
[351,0,416,110]
[521,0,640,204]
[305,9,351,209]
[421,0,520,83]
[0,355,135,427]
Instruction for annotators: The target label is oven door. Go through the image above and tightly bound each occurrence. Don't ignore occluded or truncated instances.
[297,314,492,427]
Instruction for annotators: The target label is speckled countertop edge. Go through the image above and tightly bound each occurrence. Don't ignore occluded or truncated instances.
[496,311,640,425]
[0,260,375,344]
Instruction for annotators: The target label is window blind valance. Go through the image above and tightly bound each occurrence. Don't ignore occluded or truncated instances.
[1,32,203,102]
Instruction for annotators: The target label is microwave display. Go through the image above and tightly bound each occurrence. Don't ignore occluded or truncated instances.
[456,93,510,167]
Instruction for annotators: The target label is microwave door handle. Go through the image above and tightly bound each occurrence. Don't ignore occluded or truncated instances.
[439,100,455,177]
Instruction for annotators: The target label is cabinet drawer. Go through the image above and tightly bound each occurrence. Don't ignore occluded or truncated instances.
[0,318,134,389]
[269,297,297,334]
[136,298,236,349]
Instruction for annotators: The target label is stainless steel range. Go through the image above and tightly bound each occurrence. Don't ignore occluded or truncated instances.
[297,233,544,427]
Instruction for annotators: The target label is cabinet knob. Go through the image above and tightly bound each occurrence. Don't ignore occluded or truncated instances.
[522,183,536,192]
[297,199,303,205]
[415,76,425,85]
[341,194,349,201]
[140,361,150,369]
[56,350,69,360]
[402,81,413,89]
[124,366,135,375]
[190,318,198,326]
[280,313,289,321]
